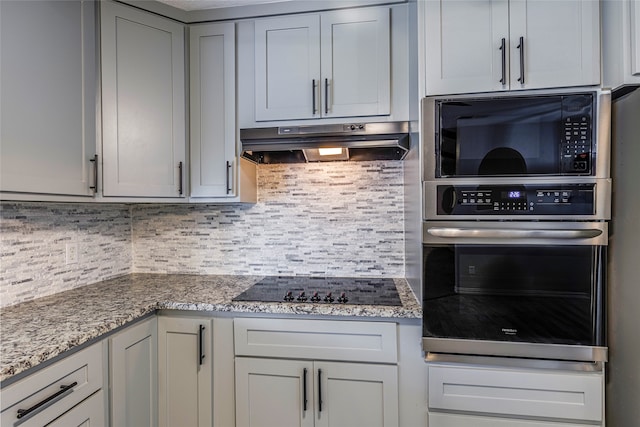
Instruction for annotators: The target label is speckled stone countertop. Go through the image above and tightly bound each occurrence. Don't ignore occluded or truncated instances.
[0,274,421,383]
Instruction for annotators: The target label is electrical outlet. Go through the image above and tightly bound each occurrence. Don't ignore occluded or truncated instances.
[66,242,79,265]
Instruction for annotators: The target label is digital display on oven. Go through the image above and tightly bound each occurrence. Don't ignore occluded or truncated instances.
[502,190,524,199]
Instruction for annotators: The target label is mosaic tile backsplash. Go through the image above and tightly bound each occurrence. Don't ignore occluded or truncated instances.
[132,161,405,277]
[0,203,132,308]
[1,161,405,307]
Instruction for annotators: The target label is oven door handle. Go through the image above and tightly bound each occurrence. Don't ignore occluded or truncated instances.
[427,227,603,240]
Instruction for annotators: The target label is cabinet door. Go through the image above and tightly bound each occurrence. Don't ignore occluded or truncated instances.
[158,317,212,427]
[320,8,391,117]
[254,14,320,121]
[424,0,509,95]
[190,23,237,198]
[101,0,186,198]
[235,357,315,427]
[509,0,600,90]
[0,0,96,197]
[110,318,157,427]
[314,361,398,427]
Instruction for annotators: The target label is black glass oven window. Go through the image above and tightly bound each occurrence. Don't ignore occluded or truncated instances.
[422,245,605,346]
[437,95,593,177]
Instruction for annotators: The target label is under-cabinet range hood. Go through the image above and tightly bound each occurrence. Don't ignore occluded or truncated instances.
[240,122,410,164]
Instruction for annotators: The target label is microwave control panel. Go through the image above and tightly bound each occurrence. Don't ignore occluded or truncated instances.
[437,184,595,215]
[561,115,591,173]
[560,94,593,174]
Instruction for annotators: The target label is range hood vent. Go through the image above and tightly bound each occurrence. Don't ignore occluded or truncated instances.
[240,122,410,164]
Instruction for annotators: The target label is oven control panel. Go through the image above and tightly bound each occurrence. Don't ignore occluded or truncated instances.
[437,184,595,215]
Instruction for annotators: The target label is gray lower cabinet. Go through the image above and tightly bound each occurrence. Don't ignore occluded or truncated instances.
[236,357,398,427]
[158,316,213,427]
[46,389,106,427]
[427,362,604,427]
[109,317,158,427]
[0,342,105,427]
[0,0,97,199]
[234,318,400,427]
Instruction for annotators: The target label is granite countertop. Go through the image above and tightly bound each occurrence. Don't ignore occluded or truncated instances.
[0,273,421,383]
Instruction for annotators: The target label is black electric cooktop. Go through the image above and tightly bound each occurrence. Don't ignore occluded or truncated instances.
[233,276,402,306]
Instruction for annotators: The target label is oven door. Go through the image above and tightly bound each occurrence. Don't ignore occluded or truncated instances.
[422,221,608,362]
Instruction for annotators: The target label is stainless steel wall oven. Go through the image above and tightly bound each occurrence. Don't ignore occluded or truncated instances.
[421,88,611,362]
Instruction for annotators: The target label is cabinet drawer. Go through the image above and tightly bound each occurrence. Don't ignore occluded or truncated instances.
[47,390,105,427]
[429,412,595,427]
[428,364,603,422]
[234,318,397,363]
[1,342,104,427]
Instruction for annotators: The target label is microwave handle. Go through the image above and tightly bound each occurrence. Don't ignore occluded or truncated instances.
[427,227,602,240]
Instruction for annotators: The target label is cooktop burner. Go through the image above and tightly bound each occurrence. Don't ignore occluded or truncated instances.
[233,276,402,306]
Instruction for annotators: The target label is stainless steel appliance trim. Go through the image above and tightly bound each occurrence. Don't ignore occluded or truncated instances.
[422,178,612,221]
[422,220,608,246]
[425,352,604,372]
[421,88,612,182]
[422,337,608,362]
[427,227,602,239]
[242,121,409,139]
[240,121,410,161]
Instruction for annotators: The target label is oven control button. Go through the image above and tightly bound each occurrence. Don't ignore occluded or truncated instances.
[324,292,335,303]
[296,291,307,302]
[337,292,349,304]
[310,292,321,302]
[284,291,294,302]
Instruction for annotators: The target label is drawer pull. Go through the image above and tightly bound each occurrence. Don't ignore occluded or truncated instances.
[16,381,78,419]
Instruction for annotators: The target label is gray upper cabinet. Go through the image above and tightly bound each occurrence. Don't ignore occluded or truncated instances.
[253,7,391,122]
[424,0,600,95]
[254,14,320,121]
[189,22,238,198]
[100,0,186,198]
[0,0,97,198]
[602,0,640,89]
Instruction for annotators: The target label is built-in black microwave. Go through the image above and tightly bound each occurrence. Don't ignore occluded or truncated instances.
[422,89,611,181]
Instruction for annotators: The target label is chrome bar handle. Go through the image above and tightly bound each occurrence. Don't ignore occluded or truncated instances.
[17,382,78,419]
[427,227,603,240]
[517,36,525,84]
[226,161,232,194]
[89,154,98,194]
[178,161,183,195]
[312,79,317,115]
[499,38,506,85]
[324,78,329,115]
